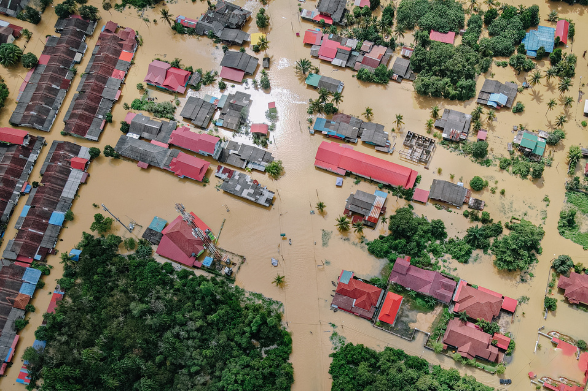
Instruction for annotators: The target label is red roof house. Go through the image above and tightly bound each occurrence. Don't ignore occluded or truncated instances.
[443,318,502,362]
[144,60,170,85]
[169,126,220,156]
[145,61,190,93]
[168,152,210,182]
[156,215,205,267]
[388,256,457,303]
[501,296,518,313]
[70,157,88,170]
[412,188,430,203]
[251,123,269,136]
[492,333,511,350]
[303,29,323,45]
[313,14,333,25]
[558,271,588,305]
[0,127,28,145]
[452,281,503,321]
[220,67,246,82]
[430,30,456,45]
[477,130,487,141]
[378,292,403,325]
[331,277,383,319]
[318,37,350,61]
[556,20,569,45]
[315,141,418,189]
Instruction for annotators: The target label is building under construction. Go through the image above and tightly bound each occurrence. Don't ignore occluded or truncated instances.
[400,131,436,167]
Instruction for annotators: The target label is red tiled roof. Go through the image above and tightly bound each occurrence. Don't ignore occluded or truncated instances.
[453,284,503,321]
[492,333,511,350]
[315,141,418,189]
[388,257,457,303]
[556,20,569,45]
[412,188,429,203]
[169,127,220,155]
[558,271,588,305]
[0,127,27,145]
[444,319,501,362]
[169,152,209,182]
[250,123,269,135]
[13,293,30,310]
[378,292,402,325]
[162,67,190,94]
[220,67,245,82]
[103,21,118,33]
[156,215,205,267]
[144,60,170,85]
[332,277,382,319]
[430,30,456,44]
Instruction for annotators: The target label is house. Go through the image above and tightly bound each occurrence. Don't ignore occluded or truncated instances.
[0,0,29,17]
[193,1,251,45]
[390,57,415,82]
[175,15,197,29]
[434,109,472,141]
[168,126,221,159]
[331,270,384,319]
[477,130,487,141]
[217,140,274,171]
[315,141,418,189]
[344,189,387,228]
[220,51,258,82]
[429,179,470,207]
[521,26,556,57]
[558,271,588,305]
[303,29,323,45]
[144,60,191,94]
[125,112,176,143]
[115,135,176,169]
[0,127,29,145]
[215,165,274,207]
[358,122,389,148]
[443,319,502,363]
[452,281,503,321]
[156,214,205,268]
[493,333,511,350]
[305,74,345,94]
[513,130,546,160]
[54,15,97,35]
[168,153,209,182]
[188,71,201,87]
[476,80,518,109]
[63,22,137,140]
[180,96,217,128]
[388,256,457,303]
[412,188,430,204]
[378,292,403,326]
[0,25,14,44]
[251,123,269,136]
[9,17,95,131]
[316,0,348,25]
[217,91,251,131]
[313,118,360,143]
[556,20,569,45]
[317,113,389,148]
[401,46,414,58]
[2,141,91,263]
[430,30,456,44]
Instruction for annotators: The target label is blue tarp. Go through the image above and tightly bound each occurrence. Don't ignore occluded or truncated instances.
[148,217,167,233]
[48,211,65,226]
[32,340,46,351]
[20,205,30,217]
[19,282,36,297]
[23,184,31,194]
[340,270,353,284]
[374,190,388,199]
[69,249,82,261]
[336,177,343,186]
[202,256,213,267]
[22,268,42,285]
[488,93,508,108]
[522,26,555,56]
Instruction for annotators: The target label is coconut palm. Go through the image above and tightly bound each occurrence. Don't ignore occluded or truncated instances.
[353,221,364,235]
[316,201,326,213]
[335,216,350,231]
[545,67,557,82]
[272,274,285,288]
[471,105,483,121]
[486,109,496,124]
[426,119,434,133]
[21,29,32,43]
[555,115,567,127]
[363,107,373,121]
[546,99,557,116]
[558,77,572,94]
[473,119,482,132]
[547,10,558,22]
[308,99,321,114]
[563,96,574,109]
[295,58,312,75]
[458,311,468,322]
[331,91,343,106]
[395,114,404,129]
[160,8,174,26]
[380,215,388,225]
[318,87,330,103]
[0,43,23,67]
[529,70,542,88]
[393,25,405,39]
[431,105,440,119]
[257,35,269,53]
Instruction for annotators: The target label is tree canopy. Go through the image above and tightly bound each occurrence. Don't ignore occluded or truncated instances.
[491,219,544,271]
[396,0,464,33]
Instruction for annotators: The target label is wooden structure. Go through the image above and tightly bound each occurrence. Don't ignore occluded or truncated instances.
[400,131,436,168]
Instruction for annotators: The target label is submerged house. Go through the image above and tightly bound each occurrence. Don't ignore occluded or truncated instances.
[217,140,274,171]
[144,60,191,94]
[522,26,555,57]
[476,80,518,109]
[513,130,546,161]
[124,112,176,143]
[220,51,258,82]
[344,190,387,228]
[316,0,348,25]
[558,271,588,305]
[331,270,384,319]
[0,0,28,17]
[555,20,569,45]
[429,179,471,207]
[390,57,415,82]
[452,280,518,321]
[443,319,502,363]
[168,127,222,159]
[191,1,251,45]
[313,113,389,149]
[156,214,205,268]
[434,109,472,141]
[313,117,360,143]
[216,91,251,131]
[180,96,217,128]
[305,73,344,94]
[377,292,403,326]
[215,165,274,207]
[430,30,455,45]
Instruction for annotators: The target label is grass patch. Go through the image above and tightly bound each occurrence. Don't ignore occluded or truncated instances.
[566,192,588,214]
[559,192,588,249]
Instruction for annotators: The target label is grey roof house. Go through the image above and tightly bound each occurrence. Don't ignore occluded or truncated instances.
[194,0,251,45]
[391,57,416,82]
[215,165,274,207]
[317,76,344,94]
[434,109,472,141]
[217,91,251,131]
[127,113,176,143]
[180,96,217,128]
[217,140,274,171]
[115,135,177,169]
[429,179,471,207]
[220,51,259,75]
[317,0,348,24]
[476,80,518,108]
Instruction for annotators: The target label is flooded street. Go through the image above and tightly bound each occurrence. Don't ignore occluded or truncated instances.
[1,0,588,389]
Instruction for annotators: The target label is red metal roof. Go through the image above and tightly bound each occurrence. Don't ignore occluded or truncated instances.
[303,29,323,45]
[378,292,402,325]
[250,123,269,135]
[220,67,245,82]
[315,141,418,189]
[443,318,501,362]
[156,215,204,267]
[162,67,190,93]
[313,14,333,24]
[556,20,569,45]
[119,51,133,62]
[492,333,511,350]
[335,278,382,311]
[558,271,588,305]
[430,30,456,44]
[0,127,27,145]
[169,152,209,182]
[412,188,429,203]
[103,21,118,32]
[169,127,219,155]
[501,296,518,312]
[150,140,168,148]
[124,112,136,123]
[70,157,87,170]
[144,60,170,85]
[317,37,350,60]
[38,54,50,65]
[477,130,487,140]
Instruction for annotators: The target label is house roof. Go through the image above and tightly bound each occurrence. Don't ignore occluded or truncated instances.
[430,30,455,44]
[162,67,190,94]
[156,215,204,267]
[220,66,245,82]
[332,276,382,319]
[412,188,429,203]
[13,293,30,310]
[556,20,569,45]
[316,0,347,23]
[522,26,556,56]
[378,292,402,325]
[220,51,258,74]
[169,127,219,155]
[0,127,27,145]
[388,257,457,303]
[429,179,469,206]
[169,152,209,182]
[144,60,170,85]
[477,130,487,141]
[558,271,588,305]
[477,80,518,108]
[305,73,322,87]
[453,282,503,321]
[492,333,511,350]
[70,157,87,170]
[501,296,518,312]
[443,318,501,362]
[303,29,323,45]
[315,141,418,189]
[251,123,269,135]
[318,37,350,60]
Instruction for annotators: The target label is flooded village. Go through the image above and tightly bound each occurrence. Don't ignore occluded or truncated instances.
[0,0,588,388]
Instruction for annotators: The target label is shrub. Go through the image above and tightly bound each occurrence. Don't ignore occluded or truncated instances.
[546,129,565,145]
[469,176,485,191]
[0,43,23,67]
[512,102,525,113]
[471,141,488,159]
[15,318,29,331]
[21,52,38,69]
[553,255,574,274]
[544,296,557,311]
[89,147,100,159]
[266,160,284,179]
[577,340,587,351]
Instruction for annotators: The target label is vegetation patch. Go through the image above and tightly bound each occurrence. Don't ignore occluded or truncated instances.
[558,188,588,249]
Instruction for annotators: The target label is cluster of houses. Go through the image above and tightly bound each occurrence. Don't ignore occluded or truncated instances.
[180,90,253,132]
[0,19,21,44]
[312,113,390,150]
[64,21,137,141]
[10,17,97,131]
[332,256,518,365]
[0,0,27,17]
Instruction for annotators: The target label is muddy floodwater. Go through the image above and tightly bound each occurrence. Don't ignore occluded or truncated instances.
[1,0,588,389]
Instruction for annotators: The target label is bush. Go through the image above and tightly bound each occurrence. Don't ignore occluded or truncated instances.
[577,340,587,351]
[492,220,544,271]
[553,255,574,274]
[512,102,525,113]
[546,129,565,145]
[89,147,100,159]
[55,0,76,18]
[469,176,485,191]
[484,8,498,25]
[120,121,130,134]
[471,141,488,159]
[544,296,557,311]
[21,52,38,69]
[15,318,29,331]
[79,4,99,20]
[536,46,546,60]
[64,209,74,221]
[499,158,511,170]
[256,8,269,28]
[266,160,284,179]
[0,43,23,67]
[218,80,227,90]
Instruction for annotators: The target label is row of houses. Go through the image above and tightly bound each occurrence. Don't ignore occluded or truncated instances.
[312,113,390,150]
[2,141,91,264]
[10,17,97,132]
[63,21,137,141]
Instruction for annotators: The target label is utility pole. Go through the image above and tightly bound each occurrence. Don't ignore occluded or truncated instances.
[175,203,223,261]
[102,204,133,233]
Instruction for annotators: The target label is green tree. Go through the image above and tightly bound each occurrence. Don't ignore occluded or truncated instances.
[431,105,440,119]
[547,10,558,22]
[160,8,173,25]
[316,201,326,213]
[553,255,574,274]
[395,114,404,129]
[0,43,23,67]
[425,118,434,133]
[123,237,137,251]
[266,160,283,179]
[64,209,74,221]
[458,311,468,322]
[88,147,100,160]
[54,0,76,18]
[469,176,485,191]
[21,29,32,42]
[272,274,285,287]
[529,70,542,88]
[363,107,373,121]
[567,145,581,174]
[471,141,488,159]
[558,77,571,94]
[555,115,567,127]
[331,92,343,106]
[103,145,119,158]
[577,340,587,351]
[563,96,573,109]
[295,58,312,75]
[353,221,364,235]
[256,8,269,28]
[90,213,113,235]
[336,216,350,231]
[546,98,557,116]
[21,52,38,69]
[492,219,544,271]
[486,109,496,124]
[544,296,557,311]
[471,105,483,121]
[257,35,269,53]
[79,4,99,20]
[546,129,566,144]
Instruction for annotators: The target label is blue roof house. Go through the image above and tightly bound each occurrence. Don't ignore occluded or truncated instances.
[521,26,555,57]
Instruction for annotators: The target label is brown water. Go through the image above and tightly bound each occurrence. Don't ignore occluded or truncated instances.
[1,0,588,389]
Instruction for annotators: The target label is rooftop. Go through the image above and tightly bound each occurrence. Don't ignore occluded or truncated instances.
[332,275,383,319]
[443,318,501,362]
[522,26,556,57]
[453,281,503,322]
[430,30,455,44]
[377,291,403,325]
[388,257,457,303]
[156,215,204,267]
[477,80,518,108]
[558,271,588,305]
[429,179,470,207]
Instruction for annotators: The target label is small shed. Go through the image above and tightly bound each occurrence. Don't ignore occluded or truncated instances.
[69,249,82,261]
[148,216,167,232]
[412,188,430,204]
[477,130,487,141]
[555,20,569,45]
[70,157,88,170]
[492,333,511,350]
[251,123,269,136]
[202,256,213,267]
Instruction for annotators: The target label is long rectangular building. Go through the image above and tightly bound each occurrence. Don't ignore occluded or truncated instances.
[63,21,137,140]
[3,141,91,263]
[314,141,418,189]
[9,17,96,131]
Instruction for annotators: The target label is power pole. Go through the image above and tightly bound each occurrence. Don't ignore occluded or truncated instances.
[101,204,133,233]
[175,203,223,261]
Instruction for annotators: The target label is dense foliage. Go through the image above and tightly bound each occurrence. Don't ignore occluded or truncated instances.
[491,219,544,271]
[469,176,486,191]
[552,254,574,275]
[478,5,538,58]
[396,0,464,33]
[329,343,493,391]
[24,232,294,390]
[131,97,176,120]
[0,81,8,109]
[0,43,23,67]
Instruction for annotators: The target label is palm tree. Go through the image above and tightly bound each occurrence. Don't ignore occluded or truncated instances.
[331,92,343,106]
[316,201,326,213]
[469,0,477,10]
[353,221,364,235]
[545,67,557,82]
[547,10,558,22]
[160,8,174,26]
[546,99,557,116]
[426,119,434,133]
[0,43,23,67]
[308,99,321,114]
[486,109,496,124]
[431,105,440,119]
[555,115,567,127]
[395,114,404,129]
[458,311,468,322]
[257,35,269,53]
[393,25,405,40]
[380,215,388,225]
[363,107,373,121]
[272,274,285,288]
[21,29,32,43]
[295,58,312,75]
[335,216,350,231]
[563,96,574,109]
[558,77,572,94]
[318,88,330,103]
[471,105,483,121]
[473,119,482,132]
[529,70,542,88]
